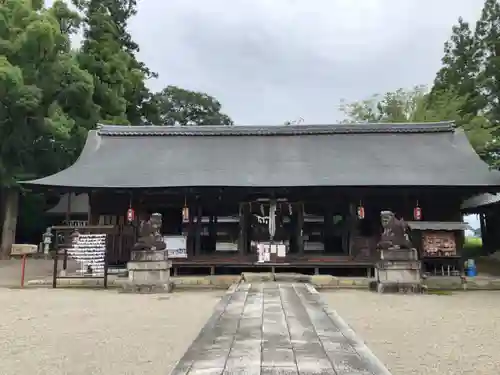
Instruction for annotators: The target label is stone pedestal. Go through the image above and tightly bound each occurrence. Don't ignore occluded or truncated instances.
[121,249,173,293]
[375,248,423,293]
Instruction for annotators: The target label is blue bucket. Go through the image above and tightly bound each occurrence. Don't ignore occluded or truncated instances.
[466,266,477,277]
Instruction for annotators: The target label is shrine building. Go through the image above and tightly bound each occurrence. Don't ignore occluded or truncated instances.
[21,121,500,276]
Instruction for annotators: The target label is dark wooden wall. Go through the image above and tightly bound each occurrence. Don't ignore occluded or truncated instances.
[84,188,466,264]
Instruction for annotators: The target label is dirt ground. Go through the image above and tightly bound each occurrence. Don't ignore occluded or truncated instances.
[322,290,500,375]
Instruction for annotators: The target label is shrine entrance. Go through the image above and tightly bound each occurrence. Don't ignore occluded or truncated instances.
[247,199,294,262]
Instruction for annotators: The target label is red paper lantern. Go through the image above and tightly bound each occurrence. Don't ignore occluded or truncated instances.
[413,206,422,221]
[126,208,135,222]
[357,205,365,219]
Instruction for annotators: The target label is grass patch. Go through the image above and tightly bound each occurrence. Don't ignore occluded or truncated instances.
[465,237,482,247]
[426,290,454,295]
[463,236,484,259]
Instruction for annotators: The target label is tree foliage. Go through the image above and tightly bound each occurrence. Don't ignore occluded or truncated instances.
[340,86,466,123]
[430,18,484,117]
[0,0,234,251]
[0,0,97,186]
[0,0,233,185]
[340,86,494,162]
[342,0,500,169]
[474,0,500,121]
[429,0,500,168]
[149,86,233,126]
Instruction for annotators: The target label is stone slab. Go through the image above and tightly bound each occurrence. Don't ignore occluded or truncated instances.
[242,272,274,282]
[380,248,418,260]
[127,260,172,270]
[120,282,173,294]
[274,273,311,283]
[168,282,392,375]
[130,250,167,261]
[128,269,170,284]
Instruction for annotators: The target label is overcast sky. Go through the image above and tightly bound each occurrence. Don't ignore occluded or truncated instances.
[127,0,486,125]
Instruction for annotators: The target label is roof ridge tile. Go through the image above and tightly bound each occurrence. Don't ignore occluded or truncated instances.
[97,122,455,136]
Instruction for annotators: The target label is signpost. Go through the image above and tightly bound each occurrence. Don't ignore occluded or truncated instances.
[10,244,38,288]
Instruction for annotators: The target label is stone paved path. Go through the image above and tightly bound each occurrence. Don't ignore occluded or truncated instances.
[170,283,392,375]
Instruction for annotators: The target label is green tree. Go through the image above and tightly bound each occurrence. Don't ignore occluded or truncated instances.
[73,0,157,125]
[430,17,484,117]
[0,0,98,257]
[339,86,494,160]
[474,0,500,122]
[149,85,233,125]
[340,86,466,123]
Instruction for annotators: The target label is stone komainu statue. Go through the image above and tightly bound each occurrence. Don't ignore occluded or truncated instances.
[377,210,412,250]
[133,213,166,251]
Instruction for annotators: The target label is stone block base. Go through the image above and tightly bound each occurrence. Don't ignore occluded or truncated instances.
[121,253,172,294]
[274,273,311,283]
[373,282,425,294]
[120,282,173,294]
[241,272,274,282]
[374,249,422,294]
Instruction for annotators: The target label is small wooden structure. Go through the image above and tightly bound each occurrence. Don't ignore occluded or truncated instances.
[20,122,500,276]
[406,221,469,275]
[462,193,500,254]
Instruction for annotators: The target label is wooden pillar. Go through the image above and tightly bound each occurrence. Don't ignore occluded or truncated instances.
[296,202,304,255]
[209,214,215,253]
[347,203,356,257]
[323,209,333,254]
[213,215,218,252]
[87,192,92,224]
[187,204,195,257]
[238,202,246,256]
[65,191,72,223]
[195,203,202,256]
[479,213,489,253]
[243,203,249,254]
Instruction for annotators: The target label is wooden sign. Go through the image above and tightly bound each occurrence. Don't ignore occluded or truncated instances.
[422,231,456,257]
[10,244,38,256]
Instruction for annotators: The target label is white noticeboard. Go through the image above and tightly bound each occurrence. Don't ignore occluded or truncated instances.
[277,244,286,258]
[67,233,106,276]
[164,236,187,258]
[257,244,264,263]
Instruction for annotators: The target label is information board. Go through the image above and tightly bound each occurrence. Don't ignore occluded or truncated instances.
[67,233,106,276]
[163,236,188,258]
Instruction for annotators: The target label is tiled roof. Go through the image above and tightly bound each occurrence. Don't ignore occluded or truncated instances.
[21,122,500,189]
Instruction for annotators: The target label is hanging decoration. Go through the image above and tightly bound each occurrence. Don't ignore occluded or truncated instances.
[126,195,135,223]
[413,201,422,221]
[126,208,135,222]
[357,201,365,219]
[182,197,189,221]
[269,201,277,240]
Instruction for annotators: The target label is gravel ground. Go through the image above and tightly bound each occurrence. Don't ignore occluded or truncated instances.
[322,290,500,375]
[0,288,222,375]
[0,260,79,287]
